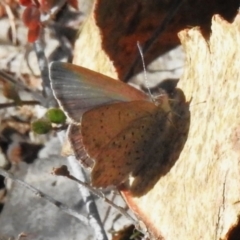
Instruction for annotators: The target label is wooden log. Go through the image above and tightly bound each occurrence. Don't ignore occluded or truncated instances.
[74,1,240,239]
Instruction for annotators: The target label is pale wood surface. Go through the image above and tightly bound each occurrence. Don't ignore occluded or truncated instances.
[124,14,240,239]
[74,2,240,239]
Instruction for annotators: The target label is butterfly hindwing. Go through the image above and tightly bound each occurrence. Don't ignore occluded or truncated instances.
[81,101,171,187]
[67,124,94,168]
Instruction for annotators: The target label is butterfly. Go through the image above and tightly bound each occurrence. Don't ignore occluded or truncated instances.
[49,62,174,188]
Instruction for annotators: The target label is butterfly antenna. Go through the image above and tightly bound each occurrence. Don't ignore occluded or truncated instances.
[137,42,155,103]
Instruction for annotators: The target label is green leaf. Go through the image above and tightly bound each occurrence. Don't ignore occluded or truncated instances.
[31,119,52,134]
[46,108,66,124]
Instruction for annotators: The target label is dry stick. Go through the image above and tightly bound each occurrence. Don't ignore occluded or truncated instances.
[0,168,89,225]
[0,71,35,93]
[102,192,117,225]
[62,160,137,225]
[0,71,45,104]
[2,0,17,45]
[58,132,108,240]
[41,0,68,23]
[34,0,70,99]
[33,35,54,101]
[0,100,40,109]
[35,16,108,237]
[35,4,124,239]
[124,0,184,81]
[24,45,39,77]
[67,156,108,240]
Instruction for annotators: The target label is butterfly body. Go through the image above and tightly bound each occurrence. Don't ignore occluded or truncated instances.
[50,62,172,187]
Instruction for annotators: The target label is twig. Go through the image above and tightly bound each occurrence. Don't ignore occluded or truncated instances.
[66,156,109,240]
[1,0,17,45]
[41,0,67,23]
[33,35,50,97]
[0,100,40,109]
[124,0,184,81]
[0,167,89,225]
[24,45,39,77]
[33,32,57,107]
[102,192,117,225]
[33,14,108,239]
[0,70,45,104]
[57,130,108,240]
[54,163,138,225]
[0,71,34,93]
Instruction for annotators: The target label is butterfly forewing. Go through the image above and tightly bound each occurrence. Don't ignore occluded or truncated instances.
[50,62,149,122]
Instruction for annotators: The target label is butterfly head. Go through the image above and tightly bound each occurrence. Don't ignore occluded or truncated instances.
[151,88,171,112]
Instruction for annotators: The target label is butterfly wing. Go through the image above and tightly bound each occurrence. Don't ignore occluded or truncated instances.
[67,124,94,168]
[49,62,149,122]
[81,101,171,187]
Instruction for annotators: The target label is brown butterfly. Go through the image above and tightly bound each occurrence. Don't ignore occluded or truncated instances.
[50,62,174,188]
